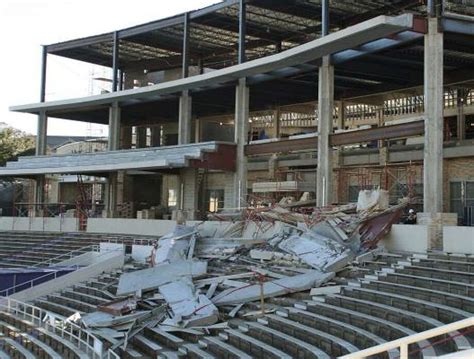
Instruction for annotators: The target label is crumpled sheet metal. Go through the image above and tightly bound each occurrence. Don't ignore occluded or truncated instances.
[159,277,218,328]
[278,232,354,272]
[153,225,196,264]
[212,270,334,306]
[116,260,207,296]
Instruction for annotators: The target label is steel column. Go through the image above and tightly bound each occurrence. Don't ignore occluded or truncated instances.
[238,0,246,64]
[321,0,329,36]
[112,31,119,92]
[182,12,190,79]
[179,13,192,145]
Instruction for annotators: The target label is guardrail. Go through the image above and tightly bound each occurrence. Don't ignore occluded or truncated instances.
[33,244,99,267]
[340,317,474,359]
[0,245,100,297]
[0,297,104,358]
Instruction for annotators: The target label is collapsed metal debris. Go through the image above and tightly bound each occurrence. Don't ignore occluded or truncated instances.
[78,193,406,351]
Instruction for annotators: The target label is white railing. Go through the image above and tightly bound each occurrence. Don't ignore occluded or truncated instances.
[0,297,104,358]
[33,244,99,267]
[0,268,77,297]
[340,317,474,359]
[0,245,100,297]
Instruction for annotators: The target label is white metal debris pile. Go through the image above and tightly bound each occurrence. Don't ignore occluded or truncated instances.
[77,192,406,351]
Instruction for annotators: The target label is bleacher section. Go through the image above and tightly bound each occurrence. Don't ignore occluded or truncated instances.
[0,248,472,358]
[0,231,155,268]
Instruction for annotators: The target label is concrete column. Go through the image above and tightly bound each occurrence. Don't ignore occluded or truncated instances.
[423,17,443,214]
[150,126,161,147]
[120,126,132,149]
[136,127,147,148]
[316,56,334,207]
[273,107,281,139]
[35,111,48,156]
[104,173,118,218]
[181,168,199,219]
[233,78,250,209]
[178,90,192,145]
[108,103,121,151]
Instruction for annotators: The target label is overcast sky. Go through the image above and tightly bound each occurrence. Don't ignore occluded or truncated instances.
[0,0,218,136]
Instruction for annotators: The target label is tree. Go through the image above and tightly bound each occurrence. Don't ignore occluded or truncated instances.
[0,127,35,166]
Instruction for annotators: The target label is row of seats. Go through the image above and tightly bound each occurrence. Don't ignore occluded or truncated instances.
[1,251,472,358]
[0,231,155,268]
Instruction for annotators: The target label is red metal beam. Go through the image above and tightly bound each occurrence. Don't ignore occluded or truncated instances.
[245,120,424,156]
[190,144,236,172]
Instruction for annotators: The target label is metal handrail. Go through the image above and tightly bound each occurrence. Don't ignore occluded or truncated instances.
[0,297,103,358]
[340,317,474,359]
[0,268,76,297]
[0,245,100,297]
[33,244,99,267]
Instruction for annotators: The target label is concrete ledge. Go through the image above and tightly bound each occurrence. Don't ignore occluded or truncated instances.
[0,217,78,232]
[443,226,474,255]
[380,224,429,253]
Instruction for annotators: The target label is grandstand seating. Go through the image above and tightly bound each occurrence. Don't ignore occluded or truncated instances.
[0,239,472,358]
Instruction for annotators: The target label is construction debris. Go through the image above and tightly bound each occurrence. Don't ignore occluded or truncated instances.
[85,194,405,350]
[117,260,207,296]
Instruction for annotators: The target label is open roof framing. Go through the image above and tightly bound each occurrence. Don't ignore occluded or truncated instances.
[10,0,474,124]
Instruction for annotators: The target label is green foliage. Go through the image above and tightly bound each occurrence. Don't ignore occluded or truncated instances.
[0,127,35,166]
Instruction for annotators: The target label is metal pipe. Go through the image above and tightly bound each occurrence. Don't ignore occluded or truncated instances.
[427,0,435,17]
[182,12,190,78]
[40,46,47,102]
[112,31,119,92]
[238,0,246,64]
[321,0,329,36]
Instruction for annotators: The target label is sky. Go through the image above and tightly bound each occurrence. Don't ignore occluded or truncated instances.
[0,0,218,136]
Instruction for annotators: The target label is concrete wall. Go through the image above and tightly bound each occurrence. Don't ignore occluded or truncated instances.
[11,250,125,302]
[0,217,79,232]
[443,226,474,254]
[380,224,429,253]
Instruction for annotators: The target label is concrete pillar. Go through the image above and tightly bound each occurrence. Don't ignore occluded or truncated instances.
[316,56,334,207]
[36,111,48,156]
[150,126,161,147]
[233,78,250,209]
[104,173,118,218]
[273,107,281,139]
[136,127,147,148]
[423,17,443,214]
[178,90,192,145]
[120,126,132,149]
[108,103,121,151]
[181,168,199,219]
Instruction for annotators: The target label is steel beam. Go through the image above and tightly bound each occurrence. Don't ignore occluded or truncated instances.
[244,120,425,156]
[11,14,416,114]
[442,17,474,36]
